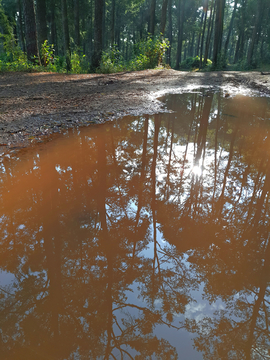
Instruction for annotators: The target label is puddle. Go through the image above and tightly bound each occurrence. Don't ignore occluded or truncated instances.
[0,90,270,359]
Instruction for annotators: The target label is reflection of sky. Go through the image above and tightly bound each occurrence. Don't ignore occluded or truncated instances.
[0,270,15,287]
[118,280,204,360]
[130,222,226,359]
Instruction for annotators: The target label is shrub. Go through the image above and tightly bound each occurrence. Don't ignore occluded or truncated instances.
[99,35,169,74]
[40,40,55,67]
[134,35,169,69]
[99,45,125,73]
[179,56,212,70]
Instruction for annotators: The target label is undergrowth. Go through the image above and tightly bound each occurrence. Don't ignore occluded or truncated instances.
[179,56,212,71]
[0,36,89,74]
[0,34,169,74]
[98,36,169,73]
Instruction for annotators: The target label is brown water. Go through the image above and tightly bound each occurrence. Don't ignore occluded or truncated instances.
[0,90,270,359]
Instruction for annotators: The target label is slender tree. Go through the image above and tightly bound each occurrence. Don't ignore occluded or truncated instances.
[247,0,263,67]
[199,1,208,68]
[196,10,204,56]
[167,0,173,65]
[92,0,104,69]
[212,0,226,68]
[61,0,71,71]
[224,0,238,59]
[74,0,80,48]
[22,0,40,63]
[36,0,48,49]
[111,0,116,46]
[203,0,214,66]
[17,0,25,53]
[149,0,156,35]
[160,0,169,35]
[175,0,184,69]
[48,0,57,50]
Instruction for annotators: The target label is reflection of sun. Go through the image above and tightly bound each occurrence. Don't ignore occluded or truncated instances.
[192,165,202,176]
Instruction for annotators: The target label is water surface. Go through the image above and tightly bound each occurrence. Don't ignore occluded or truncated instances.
[0,90,270,359]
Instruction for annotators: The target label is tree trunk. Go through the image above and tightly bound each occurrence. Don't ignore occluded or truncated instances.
[196,11,204,56]
[212,0,225,68]
[166,0,172,65]
[149,0,156,36]
[247,0,263,66]
[203,0,214,66]
[102,0,106,48]
[200,3,208,68]
[92,0,104,69]
[61,0,71,71]
[160,0,169,35]
[87,0,93,58]
[234,0,246,63]
[36,0,47,49]
[17,0,26,53]
[111,0,115,46]
[49,0,57,51]
[224,0,238,58]
[175,0,184,69]
[74,0,80,48]
[22,0,40,63]
[189,32,195,57]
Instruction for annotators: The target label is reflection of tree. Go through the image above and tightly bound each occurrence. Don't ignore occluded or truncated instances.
[152,92,270,359]
[0,116,192,359]
[162,93,270,360]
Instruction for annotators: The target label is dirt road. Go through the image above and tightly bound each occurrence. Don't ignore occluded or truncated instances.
[0,69,269,150]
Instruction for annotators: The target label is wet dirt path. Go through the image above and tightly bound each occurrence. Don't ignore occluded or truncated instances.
[0,69,269,152]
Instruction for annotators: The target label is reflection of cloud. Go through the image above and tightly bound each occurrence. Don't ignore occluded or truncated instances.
[211,303,225,311]
[185,302,206,318]
[185,299,225,321]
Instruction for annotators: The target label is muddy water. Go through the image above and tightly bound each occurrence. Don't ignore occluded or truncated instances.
[0,90,270,359]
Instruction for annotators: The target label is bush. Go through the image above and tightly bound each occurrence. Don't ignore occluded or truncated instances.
[0,33,33,72]
[134,35,169,69]
[40,40,55,67]
[179,56,212,70]
[0,34,170,74]
[70,51,89,74]
[99,45,125,73]
[99,35,169,74]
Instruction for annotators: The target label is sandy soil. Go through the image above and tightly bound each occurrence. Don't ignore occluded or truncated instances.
[0,69,270,152]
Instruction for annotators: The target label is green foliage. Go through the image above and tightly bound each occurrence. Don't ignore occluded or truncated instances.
[99,36,169,74]
[99,45,125,73]
[179,56,212,70]
[70,50,89,74]
[230,59,259,71]
[134,36,169,68]
[0,37,90,74]
[230,60,250,71]
[211,53,227,71]
[0,2,12,35]
[40,40,55,67]
[0,32,30,72]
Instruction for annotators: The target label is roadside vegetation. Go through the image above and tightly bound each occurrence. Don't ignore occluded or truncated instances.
[0,34,170,74]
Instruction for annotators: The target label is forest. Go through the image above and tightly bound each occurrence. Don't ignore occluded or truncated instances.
[0,0,270,74]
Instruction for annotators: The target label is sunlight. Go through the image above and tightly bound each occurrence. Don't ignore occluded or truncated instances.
[192,165,202,177]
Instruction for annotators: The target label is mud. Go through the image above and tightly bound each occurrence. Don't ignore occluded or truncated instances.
[0,69,269,152]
